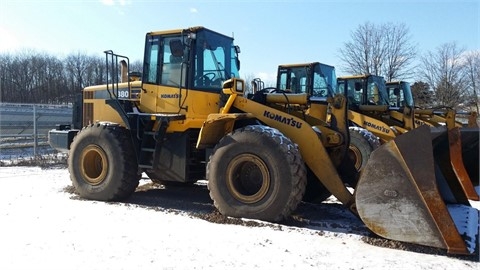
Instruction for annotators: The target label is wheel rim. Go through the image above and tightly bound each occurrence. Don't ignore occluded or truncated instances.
[348,145,363,171]
[80,145,108,185]
[226,153,270,204]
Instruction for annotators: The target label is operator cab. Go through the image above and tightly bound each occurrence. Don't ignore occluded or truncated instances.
[276,62,336,101]
[139,26,241,114]
[143,27,240,91]
[386,81,414,109]
[336,75,389,107]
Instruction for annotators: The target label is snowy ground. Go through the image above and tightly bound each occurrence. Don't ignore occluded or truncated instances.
[0,166,478,270]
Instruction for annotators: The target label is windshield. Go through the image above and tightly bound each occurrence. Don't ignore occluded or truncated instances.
[277,66,307,93]
[367,76,389,105]
[337,75,389,106]
[400,82,414,107]
[386,81,414,107]
[277,63,335,98]
[193,29,240,90]
[314,63,336,97]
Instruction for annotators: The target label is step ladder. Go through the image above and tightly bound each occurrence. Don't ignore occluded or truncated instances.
[130,112,185,169]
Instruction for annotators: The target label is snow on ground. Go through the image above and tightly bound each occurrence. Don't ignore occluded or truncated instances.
[0,166,478,270]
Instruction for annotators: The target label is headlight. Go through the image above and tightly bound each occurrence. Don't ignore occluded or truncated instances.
[222,78,245,95]
[236,80,244,93]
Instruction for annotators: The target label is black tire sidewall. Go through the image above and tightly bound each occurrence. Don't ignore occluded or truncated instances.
[68,124,139,200]
[208,126,303,221]
[349,127,379,171]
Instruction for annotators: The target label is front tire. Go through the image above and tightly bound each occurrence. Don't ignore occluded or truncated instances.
[68,123,141,201]
[207,125,306,222]
[348,126,380,172]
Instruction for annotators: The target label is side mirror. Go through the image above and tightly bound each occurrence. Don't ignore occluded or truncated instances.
[234,45,241,70]
[393,87,400,96]
[354,82,362,91]
[170,39,184,57]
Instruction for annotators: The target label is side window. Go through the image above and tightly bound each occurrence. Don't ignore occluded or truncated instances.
[299,77,307,93]
[388,86,404,107]
[144,43,159,84]
[367,82,380,104]
[347,80,363,104]
[161,38,186,87]
[290,73,298,92]
[279,72,287,90]
[387,86,398,106]
[312,73,327,97]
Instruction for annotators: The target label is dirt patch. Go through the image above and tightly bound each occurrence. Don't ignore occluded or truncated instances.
[362,234,445,255]
[361,235,479,262]
[62,185,78,195]
[194,210,270,227]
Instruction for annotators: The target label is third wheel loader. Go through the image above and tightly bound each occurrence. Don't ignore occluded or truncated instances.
[48,27,478,255]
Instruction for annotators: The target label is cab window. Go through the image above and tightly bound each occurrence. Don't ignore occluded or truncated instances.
[161,37,186,87]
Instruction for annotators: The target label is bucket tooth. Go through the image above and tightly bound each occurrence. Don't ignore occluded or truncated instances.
[355,125,478,255]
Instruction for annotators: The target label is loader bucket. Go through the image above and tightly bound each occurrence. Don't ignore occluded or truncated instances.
[460,127,479,187]
[430,126,479,201]
[355,125,479,255]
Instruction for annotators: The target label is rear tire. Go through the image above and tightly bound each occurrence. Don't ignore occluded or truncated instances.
[68,123,141,201]
[348,126,380,172]
[207,125,306,222]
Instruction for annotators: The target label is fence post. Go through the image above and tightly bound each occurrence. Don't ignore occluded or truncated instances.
[33,105,38,156]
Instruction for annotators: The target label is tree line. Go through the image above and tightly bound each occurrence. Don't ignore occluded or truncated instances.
[0,50,142,104]
[1,22,479,113]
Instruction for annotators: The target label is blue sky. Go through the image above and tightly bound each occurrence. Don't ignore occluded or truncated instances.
[1,0,478,84]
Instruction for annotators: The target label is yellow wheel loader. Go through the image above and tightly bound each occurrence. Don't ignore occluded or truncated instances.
[252,63,381,174]
[337,75,479,201]
[48,27,478,255]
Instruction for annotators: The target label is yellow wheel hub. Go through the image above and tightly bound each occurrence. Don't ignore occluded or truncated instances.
[348,145,363,171]
[80,145,108,185]
[226,154,270,204]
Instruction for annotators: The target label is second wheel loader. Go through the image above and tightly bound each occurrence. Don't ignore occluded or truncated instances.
[48,27,478,255]
[252,62,381,173]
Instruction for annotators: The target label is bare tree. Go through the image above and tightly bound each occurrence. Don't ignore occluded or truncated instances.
[65,52,92,93]
[42,54,68,104]
[129,60,143,74]
[0,53,12,102]
[463,50,480,113]
[84,56,107,86]
[5,49,45,103]
[0,49,127,104]
[381,23,418,80]
[339,22,417,81]
[420,42,469,109]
